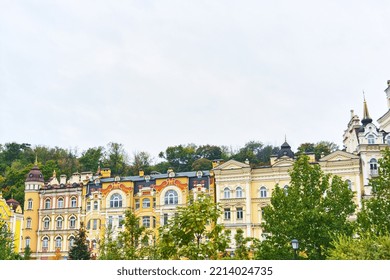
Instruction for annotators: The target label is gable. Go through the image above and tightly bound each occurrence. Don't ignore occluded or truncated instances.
[319,150,359,162]
[213,159,250,170]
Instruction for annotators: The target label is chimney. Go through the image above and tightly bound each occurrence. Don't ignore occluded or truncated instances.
[60,175,67,185]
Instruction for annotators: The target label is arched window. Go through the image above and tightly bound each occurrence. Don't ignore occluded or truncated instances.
[260,187,267,198]
[26,218,32,229]
[370,158,378,175]
[142,198,150,208]
[69,216,76,229]
[346,180,352,190]
[223,187,230,199]
[236,187,243,198]
[45,198,51,209]
[42,237,49,250]
[27,199,33,210]
[55,236,62,249]
[367,134,375,144]
[56,216,63,229]
[43,217,50,229]
[70,197,77,208]
[110,194,123,208]
[69,236,75,248]
[57,197,64,208]
[164,190,178,205]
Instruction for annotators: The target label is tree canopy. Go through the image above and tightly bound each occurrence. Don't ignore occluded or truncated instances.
[357,148,390,236]
[256,155,356,260]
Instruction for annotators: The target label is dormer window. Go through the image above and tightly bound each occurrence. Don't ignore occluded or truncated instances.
[367,134,375,144]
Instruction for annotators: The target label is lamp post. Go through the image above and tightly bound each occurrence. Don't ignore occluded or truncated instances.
[291,239,299,260]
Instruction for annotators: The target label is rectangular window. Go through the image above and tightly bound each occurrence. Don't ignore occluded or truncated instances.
[26,219,32,229]
[108,216,113,228]
[93,201,98,210]
[163,214,168,225]
[153,216,156,228]
[87,202,91,211]
[25,238,31,248]
[153,198,156,208]
[143,216,150,228]
[237,207,243,220]
[118,215,123,228]
[27,200,33,210]
[224,208,231,220]
[142,199,150,208]
[135,199,140,210]
[93,219,98,230]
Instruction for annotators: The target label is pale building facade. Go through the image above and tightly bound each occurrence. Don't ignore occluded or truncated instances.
[214,80,390,245]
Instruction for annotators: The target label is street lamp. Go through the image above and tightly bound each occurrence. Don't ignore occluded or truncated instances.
[291,239,299,260]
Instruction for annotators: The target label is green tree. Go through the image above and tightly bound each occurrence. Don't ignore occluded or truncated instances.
[118,210,147,260]
[232,141,279,166]
[357,148,390,236]
[98,226,122,260]
[68,222,91,260]
[256,155,356,260]
[23,245,32,260]
[0,220,19,260]
[297,141,338,161]
[328,234,390,260]
[129,151,153,176]
[103,142,128,176]
[79,147,104,172]
[191,158,212,171]
[158,144,197,172]
[233,228,253,260]
[195,145,223,160]
[156,194,230,260]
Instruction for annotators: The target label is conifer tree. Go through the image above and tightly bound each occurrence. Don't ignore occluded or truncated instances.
[68,222,91,260]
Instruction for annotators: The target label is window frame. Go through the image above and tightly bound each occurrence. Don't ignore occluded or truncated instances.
[224,208,231,220]
[236,207,243,220]
[110,194,123,208]
[142,198,151,208]
[44,198,51,209]
[57,197,64,208]
[164,190,178,205]
[223,187,230,199]
[260,187,267,198]
[236,187,243,198]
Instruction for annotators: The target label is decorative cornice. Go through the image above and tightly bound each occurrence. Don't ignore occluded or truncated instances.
[102,184,132,196]
[154,178,188,192]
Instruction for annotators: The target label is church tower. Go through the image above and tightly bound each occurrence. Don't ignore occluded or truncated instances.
[22,160,45,258]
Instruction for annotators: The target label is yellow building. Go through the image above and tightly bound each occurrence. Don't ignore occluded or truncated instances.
[0,191,23,254]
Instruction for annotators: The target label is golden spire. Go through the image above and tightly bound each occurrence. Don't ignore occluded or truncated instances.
[34,154,38,166]
[53,170,57,178]
[362,92,372,125]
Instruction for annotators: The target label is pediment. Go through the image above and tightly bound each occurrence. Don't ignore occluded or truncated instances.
[213,159,250,170]
[319,150,359,162]
[272,157,295,167]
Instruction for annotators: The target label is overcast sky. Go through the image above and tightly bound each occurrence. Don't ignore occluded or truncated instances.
[1,0,390,161]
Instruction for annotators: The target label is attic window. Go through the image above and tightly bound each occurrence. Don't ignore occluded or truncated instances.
[367,134,375,144]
